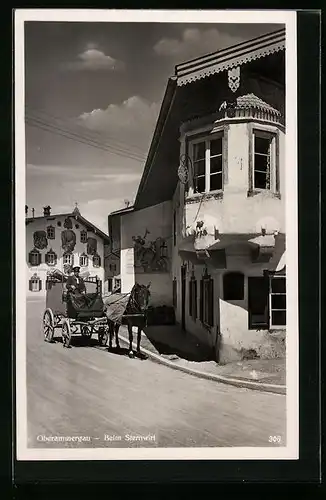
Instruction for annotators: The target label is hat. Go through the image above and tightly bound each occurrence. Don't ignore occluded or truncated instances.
[72,266,80,272]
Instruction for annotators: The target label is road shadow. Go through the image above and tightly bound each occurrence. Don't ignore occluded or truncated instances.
[143,327,213,362]
[107,345,148,360]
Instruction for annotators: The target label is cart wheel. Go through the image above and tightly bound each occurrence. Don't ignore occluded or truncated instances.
[81,325,92,339]
[43,309,54,343]
[98,327,108,346]
[62,319,72,348]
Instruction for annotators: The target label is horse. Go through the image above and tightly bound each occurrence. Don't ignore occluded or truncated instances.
[107,282,151,358]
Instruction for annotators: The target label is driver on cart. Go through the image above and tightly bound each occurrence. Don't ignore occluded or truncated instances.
[66,266,90,307]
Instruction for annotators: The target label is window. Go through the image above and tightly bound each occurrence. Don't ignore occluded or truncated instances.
[191,134,224,194]
[189,277,197,320]
[172,278,177,308]
[93,254,101,268]
[80,230,87,243]
[269,276,286,327]
[45,250,57,266]
[46,225,55,239]
[114,278,121,289]
[109,263,116,272]
[223,272,244,300]
[79,253,88,267]
[200,274,214,327]
[28,249,41,266]
[107,278,113,292]
[250,129,279,193]
[160,241,168,258]
[63,253,73,266]
[29,275,42,292]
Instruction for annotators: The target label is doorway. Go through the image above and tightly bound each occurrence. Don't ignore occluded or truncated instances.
[181,265,187,331]
[248,276,269,329]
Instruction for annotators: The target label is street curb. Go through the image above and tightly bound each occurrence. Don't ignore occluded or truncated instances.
[117,333,286,396]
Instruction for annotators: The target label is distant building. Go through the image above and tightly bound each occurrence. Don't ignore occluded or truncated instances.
[26,205,110,297]
[108,29,287,363]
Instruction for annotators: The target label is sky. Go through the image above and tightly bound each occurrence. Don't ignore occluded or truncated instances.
[25,21,281,233]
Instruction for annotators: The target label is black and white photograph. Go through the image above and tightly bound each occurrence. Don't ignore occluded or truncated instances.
[15,9,298,461]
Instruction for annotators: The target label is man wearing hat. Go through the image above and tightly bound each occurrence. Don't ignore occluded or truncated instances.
[66,266,91,309]
[66,266,86,294]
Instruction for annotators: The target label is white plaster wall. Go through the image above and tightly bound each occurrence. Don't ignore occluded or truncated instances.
[26,215,105,297]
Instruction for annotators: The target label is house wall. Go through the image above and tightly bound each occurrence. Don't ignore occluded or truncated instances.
[26,215,105,298]
[174,240,285,363]
[120,201,173,307]
[172,113,286,362]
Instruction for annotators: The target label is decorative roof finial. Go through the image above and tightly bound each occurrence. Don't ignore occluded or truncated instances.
[73,202,81,216]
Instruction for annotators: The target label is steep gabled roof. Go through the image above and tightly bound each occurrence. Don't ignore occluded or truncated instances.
[26,211,110,242]
[133,29,285,211]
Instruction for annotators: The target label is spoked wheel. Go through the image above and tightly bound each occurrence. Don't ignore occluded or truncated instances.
[81,325,92,339]
[62,319,72,348]
[43,309,54,343]
[98,327,109,346]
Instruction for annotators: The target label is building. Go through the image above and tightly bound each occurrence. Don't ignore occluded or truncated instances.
[108,29,287,363]
[26,205,110,297]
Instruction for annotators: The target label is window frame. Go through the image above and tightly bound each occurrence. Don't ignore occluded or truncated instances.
[189,276,197,321]
[63,253,73,266]
[45,250,57,266]
[200,273,214,328]
[29,275,42,292]
[269,274,286,329]
[46,225,55,240]
[93,254,101,268]
[248,124,280,196]
[29,249,41,266]
[79,253,88,267]
[80,230,88,243]
[189,132,224,195]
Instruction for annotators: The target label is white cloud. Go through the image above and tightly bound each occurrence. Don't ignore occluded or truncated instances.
[62,49,125,71]
[77,96,160,152]
[154,28,242,61]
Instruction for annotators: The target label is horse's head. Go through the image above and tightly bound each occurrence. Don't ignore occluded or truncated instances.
[133,282,151,312]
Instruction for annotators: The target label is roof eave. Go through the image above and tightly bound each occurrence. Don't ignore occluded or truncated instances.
[134,76,177,209]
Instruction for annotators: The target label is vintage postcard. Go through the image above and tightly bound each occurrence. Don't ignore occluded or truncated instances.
[15,9,299,461]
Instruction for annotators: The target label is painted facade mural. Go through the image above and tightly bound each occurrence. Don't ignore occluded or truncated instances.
[33,231,48,250]
[132,229,169,273]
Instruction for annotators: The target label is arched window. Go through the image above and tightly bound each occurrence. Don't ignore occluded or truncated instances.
[93,254,101,268]
[45,249,57,266]
[29,273,42,292]
[28,249,41,266]
[46,225,55,239]
[79,253,88,267]
[223,272,244,300]
[80,230,87,243]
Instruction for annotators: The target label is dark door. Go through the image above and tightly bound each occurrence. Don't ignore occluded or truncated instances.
[248,276,269,329]
[181,265,187,330]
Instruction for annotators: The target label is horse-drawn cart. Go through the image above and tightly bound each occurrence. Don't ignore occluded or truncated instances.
[43,269,109,348]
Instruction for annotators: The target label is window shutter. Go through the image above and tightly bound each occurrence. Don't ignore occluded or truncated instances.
[194,280,197,320]
[39,279,42,291]
[209,278,214,326]
[28,252,33,265]
[200,279,204,321]
[71,254,74,266]
[29,279,32,291]
[37,253,41,265]
[54,254,57,266]
[189,281,192,316]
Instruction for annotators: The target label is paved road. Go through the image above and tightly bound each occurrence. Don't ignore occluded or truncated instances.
[26,299,286,449]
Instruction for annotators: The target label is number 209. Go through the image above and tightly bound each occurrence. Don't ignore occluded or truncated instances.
[269,435,282,443]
